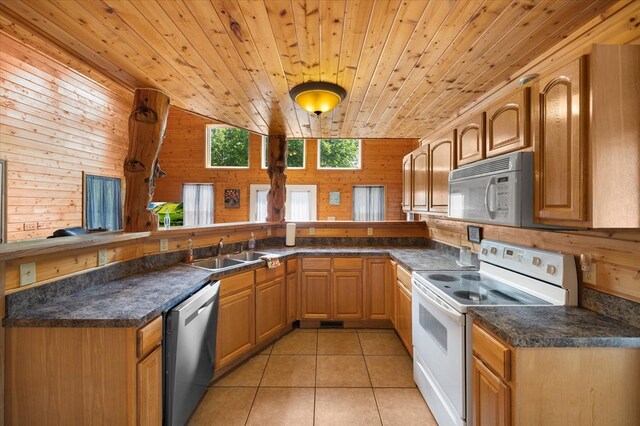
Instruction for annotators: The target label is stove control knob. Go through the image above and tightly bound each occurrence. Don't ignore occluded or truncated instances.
[490,247,497,255]
[546,265,557,275]
[481,248,488,255]
[532,256,541,266]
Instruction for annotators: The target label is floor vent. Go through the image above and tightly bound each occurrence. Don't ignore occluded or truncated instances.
[319,321,344,328]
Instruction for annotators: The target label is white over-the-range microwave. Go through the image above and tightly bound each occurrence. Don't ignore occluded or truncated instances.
[448,151,535,227]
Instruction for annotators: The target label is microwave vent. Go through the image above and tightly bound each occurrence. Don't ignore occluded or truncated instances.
[450,156,512,180]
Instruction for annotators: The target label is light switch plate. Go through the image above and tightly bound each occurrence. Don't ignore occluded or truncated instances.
[98,249,108,266]
[160,239,169,252]
[309,227,315,235]
[20,262,36,286]
[367,227,373,236]
[583,264,597,285]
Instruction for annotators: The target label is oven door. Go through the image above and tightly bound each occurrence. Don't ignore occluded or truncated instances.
[412,278,466,426]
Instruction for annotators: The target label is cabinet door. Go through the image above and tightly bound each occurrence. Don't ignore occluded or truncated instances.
[332,271,363,319]
[486,88,530,157]
[428,134,456,213]
[256,277,286,344]
[365,258,391,320]
[215,288,255,370]
[286,272,298,325]
[389,261,398,327]
[472,356,511,426]
[457,113,486,166]
[533,58,587,225]
[402,154,412,211]
[301,271,331,319]
[396,282,412,355]
[137,346,162,426]
[411,146,429,212]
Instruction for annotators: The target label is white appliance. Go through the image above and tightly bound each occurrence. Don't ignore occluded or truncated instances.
[448,151,534,227]
[411,240,577,426]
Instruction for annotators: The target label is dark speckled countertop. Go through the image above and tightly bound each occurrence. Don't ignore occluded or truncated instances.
[4,245,468,328]
[468,306,640,348]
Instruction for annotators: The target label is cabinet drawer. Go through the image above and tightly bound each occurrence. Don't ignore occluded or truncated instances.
[302,257,331,270]
[220,271,255,297]
[256,264,285,283]
[137,316,162,359]
[287,258,298,274]
[396,265,412,291]
[333,257,363,270]
[473,324,511,381]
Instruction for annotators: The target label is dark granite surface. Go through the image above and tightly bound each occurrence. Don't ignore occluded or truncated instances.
[5,243,468,328]
[468,306,640,348]
[581,286,640,329]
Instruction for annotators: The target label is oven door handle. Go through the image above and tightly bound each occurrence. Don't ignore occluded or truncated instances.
[484,177,497,219]
[412,279,463,324]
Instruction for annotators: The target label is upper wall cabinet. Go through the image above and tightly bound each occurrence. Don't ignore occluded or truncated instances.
[486,88,531,157]
[402,153,412,212]
[411,145,429,212]
[532,57,588,226]
[428,131,456,213]
[456,113,486,166]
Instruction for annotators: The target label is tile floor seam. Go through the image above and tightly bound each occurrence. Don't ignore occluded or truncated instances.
[356,330,375,390]
[246,346,271,425]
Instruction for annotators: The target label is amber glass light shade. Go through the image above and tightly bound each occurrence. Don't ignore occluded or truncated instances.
[290,82,347,115]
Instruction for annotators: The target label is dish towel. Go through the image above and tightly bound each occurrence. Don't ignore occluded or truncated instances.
[260,255,281,269]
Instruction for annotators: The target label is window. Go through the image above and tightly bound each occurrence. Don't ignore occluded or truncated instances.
[249,184,317,221]
[318,139,361,169]
[85,174,122,230]
[262,137,306,169]
[353,186,385,221]
[183,184,214,226]
[206,125,250,168]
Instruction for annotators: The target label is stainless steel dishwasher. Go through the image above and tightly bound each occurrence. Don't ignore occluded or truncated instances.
[164,279,220,426]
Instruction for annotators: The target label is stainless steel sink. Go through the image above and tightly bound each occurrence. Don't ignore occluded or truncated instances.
[228,251,272,262]
[190,257,245,270]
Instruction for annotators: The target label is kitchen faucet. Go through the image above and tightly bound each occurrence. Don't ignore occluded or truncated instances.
[216,237,224,256]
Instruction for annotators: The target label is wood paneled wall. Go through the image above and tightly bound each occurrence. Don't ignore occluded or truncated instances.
[0,32,131,241]
[154,108,417,222]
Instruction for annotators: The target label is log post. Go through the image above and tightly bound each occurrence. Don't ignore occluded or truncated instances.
[266,134,287,222]
[124,88,171,232]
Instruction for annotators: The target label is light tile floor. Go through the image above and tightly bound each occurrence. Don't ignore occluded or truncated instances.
[189,328,438,425]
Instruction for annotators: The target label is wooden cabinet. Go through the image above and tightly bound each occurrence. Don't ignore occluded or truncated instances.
[472,356,510,426]
[411,145,429,212]
[364,258,391,320]
[255,277,285,344]
[533,57,588,225]
[486,88,530,157]
[137,346,163,426]
[395,281,412,356]
[402,153,412,211]
[428,132,456,213]
[216,271,255,370]
[286,259,298,325]
[389,260,398,327]
[457,113,486,166]
[332,271,363,319]
[301,271,332,319]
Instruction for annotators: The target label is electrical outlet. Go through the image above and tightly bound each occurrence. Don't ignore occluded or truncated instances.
[20,262,36,286]
[98,249,108,266]
[160,239,169,252]
[309,227,315,236]
[583,264,597,285]
[267,228,272,236]
[24,222,36,231]
[367,227,373,236]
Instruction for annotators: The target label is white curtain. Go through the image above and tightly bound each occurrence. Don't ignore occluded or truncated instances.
[353,186,385,221]
[289,190,311,221]
[255,189,268,222]
[183,184,214,226]
[85,175,122,230]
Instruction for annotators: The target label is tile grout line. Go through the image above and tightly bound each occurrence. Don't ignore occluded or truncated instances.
[358,330,390,425]
[244,345,272,426]
[313,330,319,426]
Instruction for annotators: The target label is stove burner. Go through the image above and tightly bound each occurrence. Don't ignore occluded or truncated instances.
[428,274,457,282]
[462,274,481,281]
[453,290,488,302]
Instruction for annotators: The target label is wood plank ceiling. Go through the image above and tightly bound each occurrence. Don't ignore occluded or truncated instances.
[0,0,619,139]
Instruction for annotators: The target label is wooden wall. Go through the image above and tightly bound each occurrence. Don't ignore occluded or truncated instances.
[0,32,131,241]
[154,108,417,222]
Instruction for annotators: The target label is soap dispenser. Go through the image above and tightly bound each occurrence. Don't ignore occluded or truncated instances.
[248,232,256,250]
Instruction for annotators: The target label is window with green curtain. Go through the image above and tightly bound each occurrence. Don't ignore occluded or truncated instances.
[85,174,122,230]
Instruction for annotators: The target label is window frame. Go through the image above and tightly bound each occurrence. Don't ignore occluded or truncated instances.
[182,182,215,226]
[249,184,317,221]
[317,139,362,170]
[83,172,123,231]
[352,184,386,221]
[205,124,250,169]
[261,137,307,170]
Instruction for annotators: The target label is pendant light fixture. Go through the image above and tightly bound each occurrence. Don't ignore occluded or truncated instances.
[290,82,347,116]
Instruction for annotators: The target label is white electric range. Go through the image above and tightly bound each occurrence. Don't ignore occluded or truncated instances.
[411,239,578,426]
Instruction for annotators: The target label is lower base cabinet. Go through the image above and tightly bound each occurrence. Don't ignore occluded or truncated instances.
[395,281,412,355]
[137,346,163,426]
[255,277,285,344]
[472,355,510,426]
